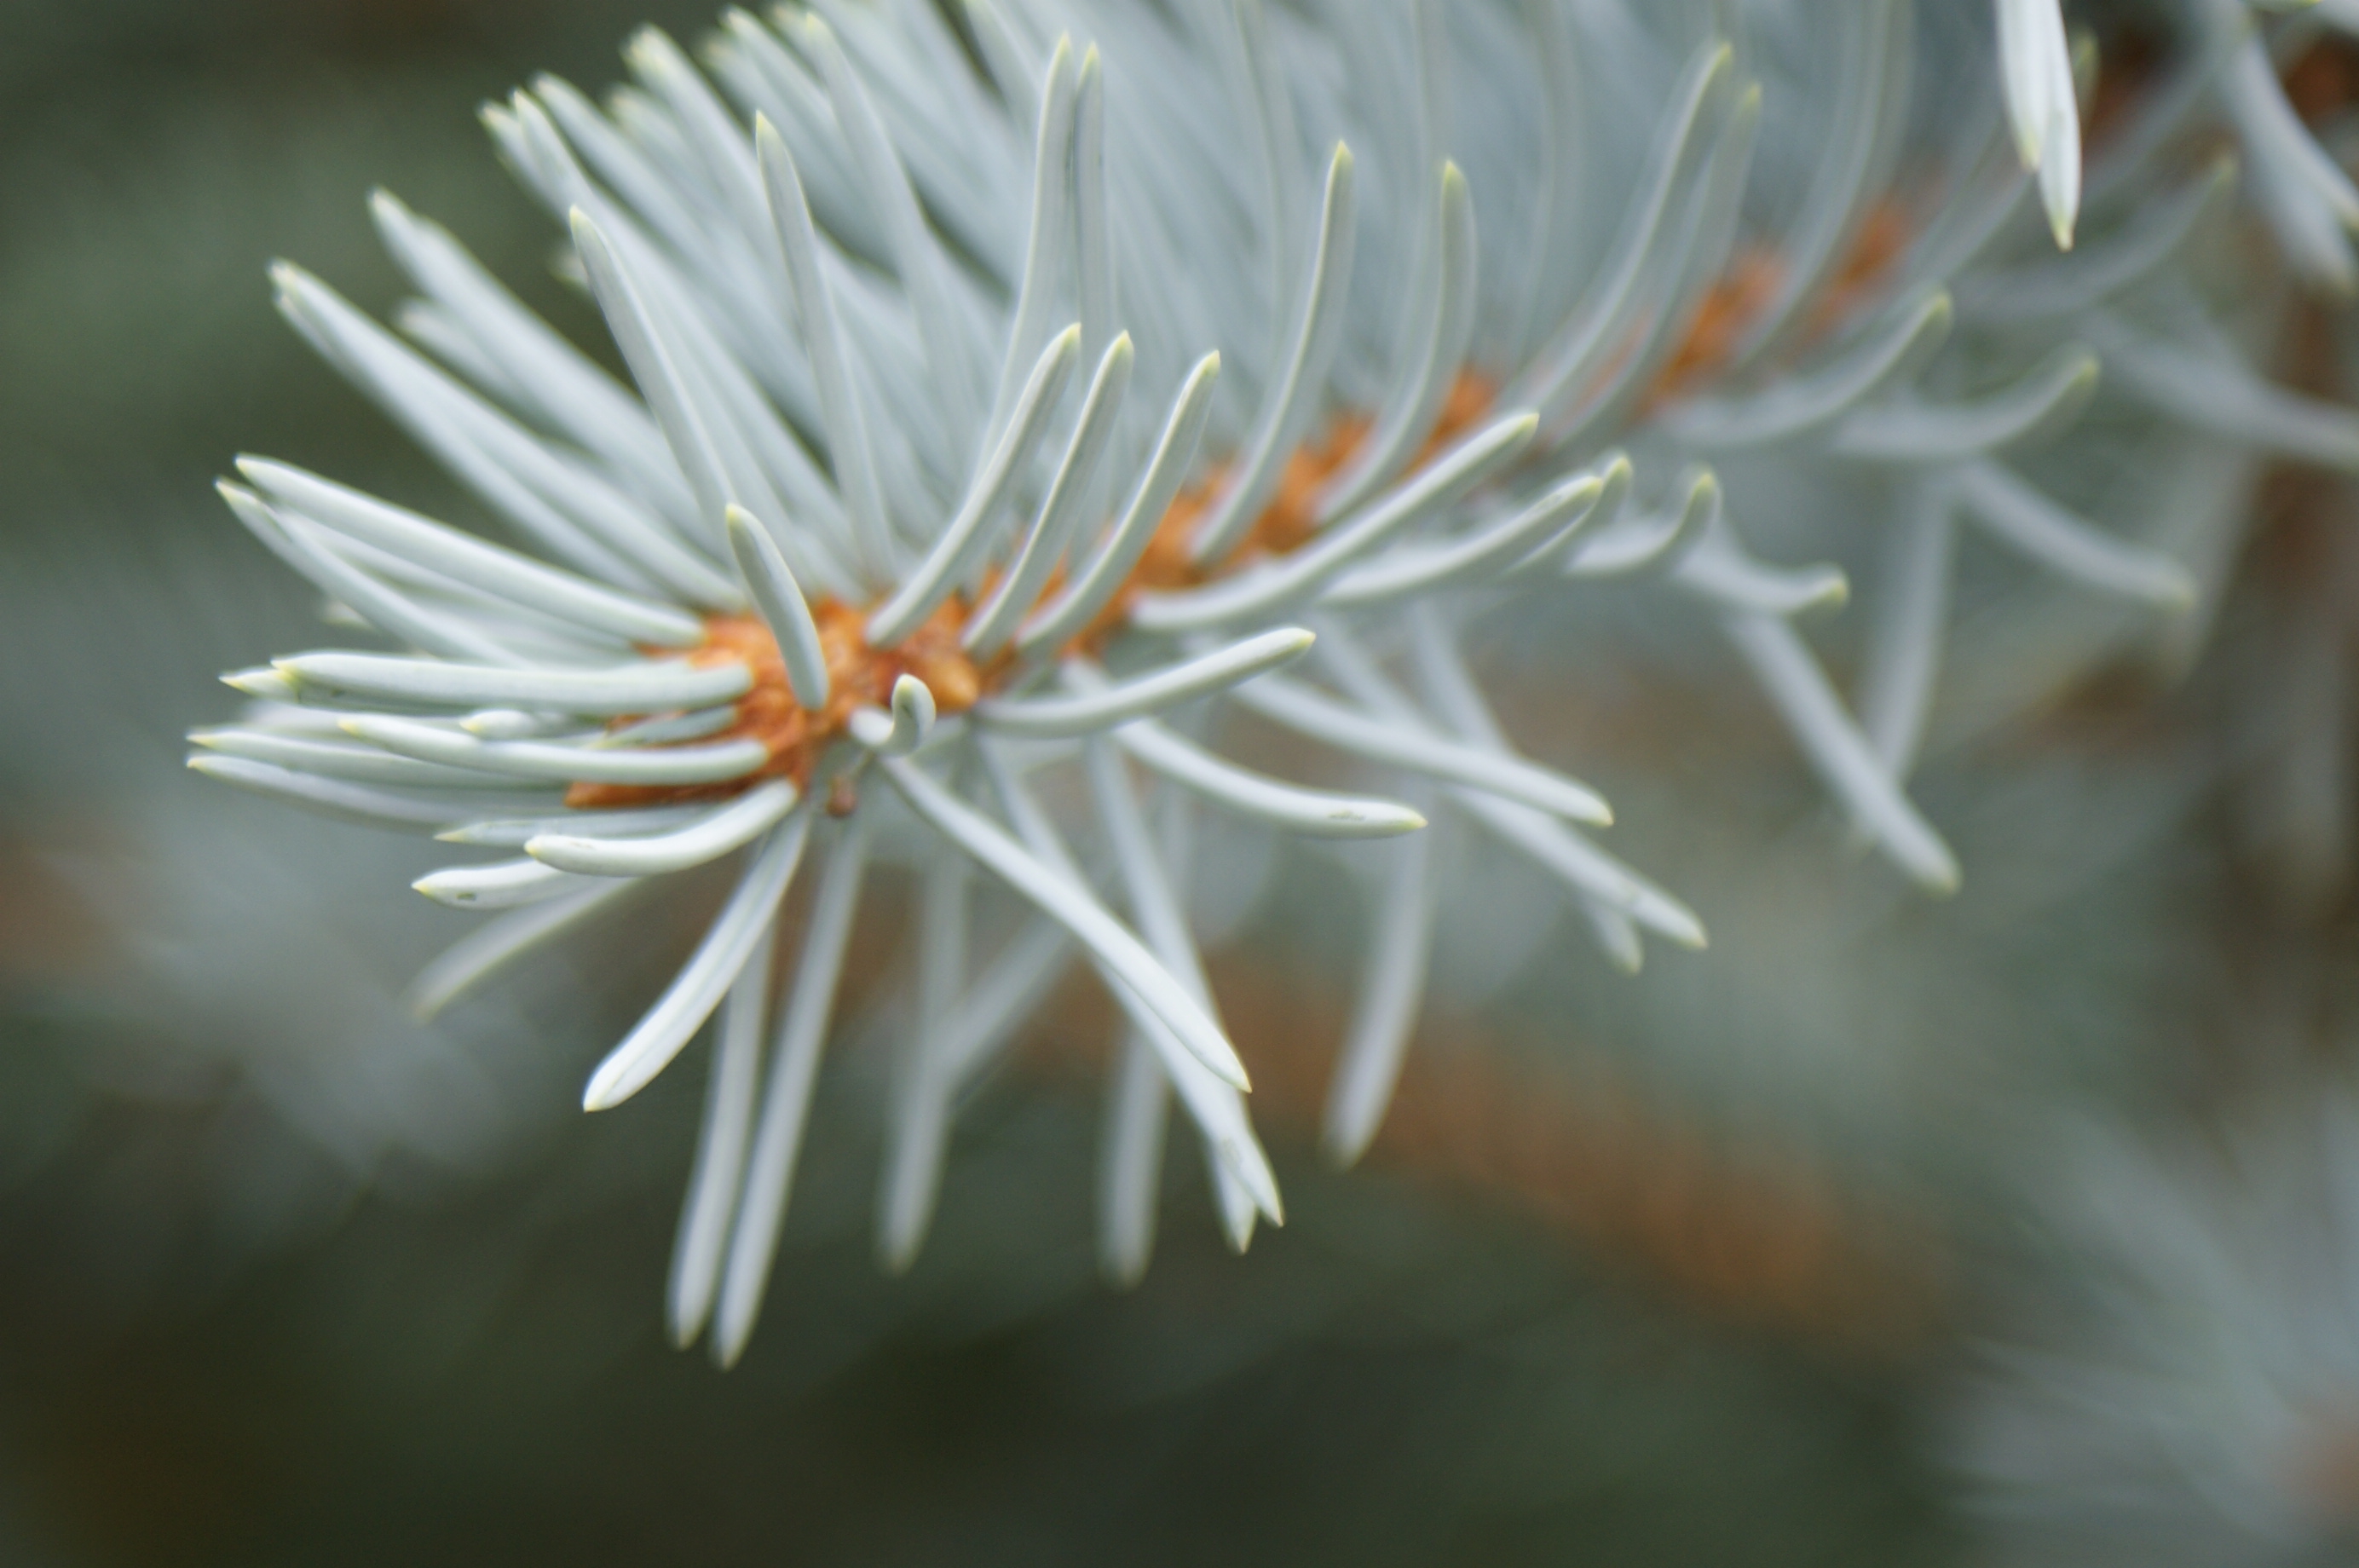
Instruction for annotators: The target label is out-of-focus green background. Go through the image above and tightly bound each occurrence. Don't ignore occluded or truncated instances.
[0,3,2226,1563]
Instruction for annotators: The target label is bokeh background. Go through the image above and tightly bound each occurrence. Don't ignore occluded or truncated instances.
[1,2,2350,1563]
